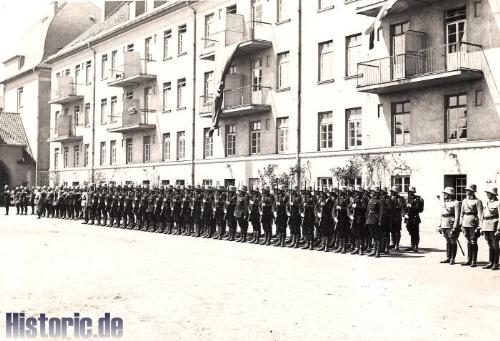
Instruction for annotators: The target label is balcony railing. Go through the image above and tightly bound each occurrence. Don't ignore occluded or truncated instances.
[357,42,484,94]
[222,85,271,116]
[200,17,273,60]
[48,115,82,143]
[49,76,83,105]
[108,51,156,87]
[107,99,156,133]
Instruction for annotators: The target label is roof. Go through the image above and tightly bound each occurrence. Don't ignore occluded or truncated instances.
[49,2,131,60]
[0,112,33,157]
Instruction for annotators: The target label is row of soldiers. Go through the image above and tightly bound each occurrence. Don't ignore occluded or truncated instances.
[3,183,425,257]
[0,185,35,215]
[438,184,499,270]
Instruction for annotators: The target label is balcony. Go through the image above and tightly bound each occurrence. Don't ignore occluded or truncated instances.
[357,42,484,94]
[107,99,156,133]
[200,16,272,61]
[198,86,271,118]
[47,115,82,143]
[49,76,83,105]
[108,51,156,87]
[345,0,387,17]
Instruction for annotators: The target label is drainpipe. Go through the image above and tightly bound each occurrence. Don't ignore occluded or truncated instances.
[87,42,97,184]
[296,0,302,184]
[187,1,197,186]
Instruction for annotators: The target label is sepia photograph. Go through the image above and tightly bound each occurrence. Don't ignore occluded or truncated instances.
[1,0,499,340]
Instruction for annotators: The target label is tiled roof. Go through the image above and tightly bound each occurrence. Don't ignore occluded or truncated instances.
[51,2,130,59]
[0,112,33,157]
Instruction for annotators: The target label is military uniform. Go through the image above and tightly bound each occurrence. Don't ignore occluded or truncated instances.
[260,188,274,246]
[481,186,499,270]
[301,190,316,250]
[333,189,350,253]
[460,185,483,267]
[3,186,11,215]
[348,187,366,255]
[439,187,461,265]
[365,187,384,258]
[235,187,249,242]
[405,187,424,252]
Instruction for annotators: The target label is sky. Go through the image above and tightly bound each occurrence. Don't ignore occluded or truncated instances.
[0,0,103,80]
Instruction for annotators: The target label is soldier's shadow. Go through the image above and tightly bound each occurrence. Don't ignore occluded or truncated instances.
[383,253,425,259]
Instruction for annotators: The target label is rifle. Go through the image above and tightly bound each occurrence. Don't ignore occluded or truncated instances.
[457,238,465,256]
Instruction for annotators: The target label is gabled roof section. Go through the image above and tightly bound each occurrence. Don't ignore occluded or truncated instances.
[0,112,33,157]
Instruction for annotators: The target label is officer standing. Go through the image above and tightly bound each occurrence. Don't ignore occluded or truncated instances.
[301,187,316,250]
[235,186,249,243]
[438,187,461,265]
[214,186,227,239]
[460,184,483,267]
[389,186,405,251]
[274,185,289,247]
[366,186,384,258]
[225,186,237,241]
[405,186,424,252]
[481,186,499,270]
[348,186,366,255]
[260,186,274,246]
[3,185,11,215]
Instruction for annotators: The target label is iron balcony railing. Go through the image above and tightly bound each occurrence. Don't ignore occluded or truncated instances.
[199,95,213,115]
[357,42,484,87]
[109,51,155,81]
[108,99,156,128]
[223,85,271,109]
[50,76,80,102]
[51,115,77,138]
[201,19,272,49]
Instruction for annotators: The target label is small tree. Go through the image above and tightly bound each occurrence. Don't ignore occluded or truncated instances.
[330,158,362,187]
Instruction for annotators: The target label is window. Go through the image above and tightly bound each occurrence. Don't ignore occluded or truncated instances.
[162,82,172,111]
[318,0,334,10]
[145,37,152,61]
[252,59,263,91]
[74,105,81,126]
[203,179,213,187]
[277,117,289,153]
[252,0,262,21]
[392,175,411,194]
[178,24,187,55]
[277,52,289,89]
[75,64,81,84]
[319,40,334,82]
[161,180,170,186]
[125,91,133,100]
[444,175,467,201]
[249,178,259,189]
[346,34,362,77]
[63,147,69,168]
[101,54,108,79]
[127,44,134,52]
[17,87,23,109]
[204,72,213,102]
[143,136,151,163]
[319,112,333,150]
[110,96,117,123]
[177,78,186,109]
[163,29,172,59]
[126,138,133,164]
[84,103,90,126]
[204,128,213,158]
[346,108,362,148]
[73,145,80,167]
[226,124,236,156]
[318,177,333,190]
[177,131,186,160]
[250,121,262,155]
[447,94,468,142]
[54,148,59,169]
[110,140,117,165]
[54,111,60,135]
[100,142,106,166]
[204,14,214,47]
[100,99,107,124]
[162,133,171,160]
[18,56,25,69]
[84,144,89,167]
[227,4,237,14]
[176,179,185,186]
[110,50,117,77]
[85,61,91,84]
[475,89,483,106]
[392,101,411,145]
[65,69,70,76]
[346,177,362,188]
[277,0,289,22]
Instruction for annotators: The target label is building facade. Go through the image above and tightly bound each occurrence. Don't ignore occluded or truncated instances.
[0,1,102,185]
[45,0,500,227]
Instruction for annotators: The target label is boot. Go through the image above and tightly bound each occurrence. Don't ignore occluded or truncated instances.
[280,232,286,247]
[441,242,451,263]
[368,241,376,257]
[483,248,494,269]
[462,244,472,266]
[449,244,457,265]
[317,237,326,251]
[293,235,300,248]
[375,241,381,258]
[492,250,499,270]
[253,231,261,244]
[302,235,310,249]
[471,244,478,267]
[287,235,296,248]
[413,243,418,253]
[350,240,359,255]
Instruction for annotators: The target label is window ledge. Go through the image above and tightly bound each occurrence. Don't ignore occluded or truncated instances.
[163,56,172,61]
[275,87,290,93]
[317,79,335,85]
[275,18,291,25]
[177,52,187,57]
[344,74,362,80]
[162,110,172,114]
[177,107,186,111]
[317,5,335,13]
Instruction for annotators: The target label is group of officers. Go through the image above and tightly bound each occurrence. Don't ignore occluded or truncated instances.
[2,183,425,258]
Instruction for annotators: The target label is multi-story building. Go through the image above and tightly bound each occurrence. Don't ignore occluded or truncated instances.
[45,0,500,226]
[0,1,102,185]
